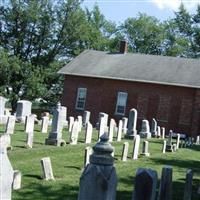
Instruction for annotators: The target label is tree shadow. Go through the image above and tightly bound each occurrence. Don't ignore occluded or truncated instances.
[23,174,42,180]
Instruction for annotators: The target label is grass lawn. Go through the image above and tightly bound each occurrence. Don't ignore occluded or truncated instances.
[1,124,200,200]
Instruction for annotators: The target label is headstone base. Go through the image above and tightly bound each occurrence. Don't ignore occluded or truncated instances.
[139,131,151,139]
[45,138,66,146]
[166,145,173,152]
[125,131,137,139]
[141,152,150,156]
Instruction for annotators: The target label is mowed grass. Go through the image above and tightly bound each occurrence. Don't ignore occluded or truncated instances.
[0,124,200,200]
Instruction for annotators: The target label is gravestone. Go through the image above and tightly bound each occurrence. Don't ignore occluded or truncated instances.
[151,118,157,137]
[132,135,140,160]
[183,169,193,200]
[16,100,32,122]
[0,147,14,200]
[195,135,200,145]
[13,170,22,190]
[121,142,129,162]
[97,112,108,129]
[98,116,106,140]
[84,146,92,168]
[41,157,55,180]
[166,130,173,152]
[70,120,79,145]
[141,141,150,156]
[26,132,34,148]
[45,103,66,146]
[162,140,167,153]
[116,120,123,142]
[158,166,173,200]
[126,108,137,138]
[157,126,161,138]
[176,133,180,149]
[0,96,8,124]
[78,133,117,200]
[161,127,166,139]
[0,133,11,150]
[122,117,128,134]
[5,115,16,134]
[108,119,116,142]
[85,122,93,144]
[41,116,49,133]
[132,168,158,200]
[68,116,74,132]
[83,111,91,127]
[25,114,35,133]
[139,120,151,139]
[77,115,83,132]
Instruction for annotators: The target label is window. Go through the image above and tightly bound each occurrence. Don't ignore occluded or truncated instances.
[115,92,128,115]
[75,88,87,110]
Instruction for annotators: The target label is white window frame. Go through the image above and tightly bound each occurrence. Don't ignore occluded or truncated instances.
[75,88,87,110]
[115,92,128,115]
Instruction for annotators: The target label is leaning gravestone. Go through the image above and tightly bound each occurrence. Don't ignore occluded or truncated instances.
[121,142,129,162]
[13,170,22,190]
[132,168,158,200]
[5,115,16,134]
[78,133,117,200]
[151,118,157,137]
[45,103,66,146]
[85,122,93,144]
[116,120,123,141]
[132,135,140,160]
[126,108,137,138]
[183,169,193,200]
[0,147,14,200]
[16,100,32,122]
[139,120,151,139]
[83,111,91,127]
[41,157,55,180]
[41,116,49,133]
[70,120,79,145]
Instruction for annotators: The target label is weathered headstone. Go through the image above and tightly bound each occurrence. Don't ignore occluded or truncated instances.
[77,115,83,132]
[141,141,150,156]
[26,132,34,148]
[85,122,93,144]
[121,142,129,162]
[97,112,108,129]
[166,130,173,152]
[132,168,158,200]
[70,120,79,145]
[68,116,75,132]
[5,115,16,134]
[0,96,8,124]
[151,118,157,137]
[162,140,167,153]
[98,116,105,140]
[176,133,180,149]
[126,108,137,138]
[16,100,32,122]
[12,170,22,190]
[41,157,55,180]
[0,147,14,200]
[183,169,193,200]
[78,133,117,200]
[108,118,116,142]
[195,135,200,145]
[25,114,35,133]
[41,116,49,133]
[139,120,151,139]
[157,126,161,138]
[132,135,140,160]
[116,120,123,142]
[158,166,173,200]
[0,133,11,150]
[84,146,92,168]
[161,127,166,139]
[122,117,128,134]
[45,103,66,146]
[83,111,91,127]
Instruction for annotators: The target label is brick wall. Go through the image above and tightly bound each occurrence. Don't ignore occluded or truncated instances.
[61,75,197,136]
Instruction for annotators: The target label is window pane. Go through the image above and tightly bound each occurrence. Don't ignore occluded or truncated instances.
[115,92,127,115]
[76,88,87,110]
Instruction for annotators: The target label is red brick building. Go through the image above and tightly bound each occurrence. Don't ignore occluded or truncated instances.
[58,42,200,137]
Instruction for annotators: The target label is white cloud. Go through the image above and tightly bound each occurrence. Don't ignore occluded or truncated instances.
[152,0,200,11]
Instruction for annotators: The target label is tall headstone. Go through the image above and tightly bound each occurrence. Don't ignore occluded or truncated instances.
[121,142,129,162]
[139,120,151,139]
[116,120,123,142]
[162,140,167,153]
[195,135,200,145]
[77,115,83,132]
[68,116,74,132]
[141,141,150,156]
[122,117,128,134]
[132,168,158,200]
[85,122,93,144]
[26,132,34,148]
[0,96,8,124]
[16,100,32,122]
[0,148,14,200]
[158,166,173,200]
[108,119,116,142]
[12,170,22,190]
[84,146,92,168]
[45,103,66,146]
[157,126,161,138]
[83,111,91,127]
[78,133,117,200]
[41,157,55,180]
[70,120,79,145]
[97,112,108,129]
[126,108,137,138]
[98,116,105,140]
[5,115,16,134]
[151,118,157,137]
[161,127,166,139]
[183,169,193,200]
[132,135,140,160]
[0,133,11,150]
[25,114,35,133]
[41,116,49,133]
[176,133,181,149]
[166,130,173,152]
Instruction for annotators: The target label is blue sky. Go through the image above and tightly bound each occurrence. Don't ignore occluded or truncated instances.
[82,0,200,23]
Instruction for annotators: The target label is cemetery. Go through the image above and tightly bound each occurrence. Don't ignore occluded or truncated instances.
[0,97,200,200]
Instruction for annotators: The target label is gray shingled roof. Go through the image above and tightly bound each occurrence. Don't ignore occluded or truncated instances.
[58,50,200,88]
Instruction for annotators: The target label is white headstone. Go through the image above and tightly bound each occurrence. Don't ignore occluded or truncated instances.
[141,140,150,156]
[12,170,22,190]
[41,116,49,133]
[26,132,34,148]
[77,115,83,132]
[85,122,93,144]
[157,126,161,138]
[5,115,16,134]
[0,96,8,124]
[132,135,140,160]
[176,133,180,149]
[41,157,55,180]
[161,127,166,139]
[83,111,91,127]
[98,116,105,140]
[162,140,167,153]
[108,119,116,142]
[70,120,79,145]
[0,133,11,150]
[84,146,92,168]
[116,120,123,142]
[122,117,128,134]
[68,116,74,132]
[16,100,32,122]
[121,142,129,161]
[151,118,157,137]
[25,114,35,133]
[139,120,151,139]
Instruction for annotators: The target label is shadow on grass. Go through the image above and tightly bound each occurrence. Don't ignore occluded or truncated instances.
[24,174,42,180]
[14,145,26,149]
[64,165,82,170]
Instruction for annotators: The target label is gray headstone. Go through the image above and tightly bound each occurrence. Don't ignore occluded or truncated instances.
[83,111,91,127]
[183,169,193,200]
[126,108,137,137]
[132,168,158,200]
[68,116,74,132]
[151,118,157,137]
[108,119,116,142]
[122,117,128,134]
[41,116,49,133]
[70,120,79,145]
[78,133,117,200]
[158,166,173,200]
[121,142,129,162]
[5,115,16,134]
[141,141,150,156]
[166,130,173,152]
[132,135,140,160]
[25,114,35,133]
[85,122,93,144]
[16,100,32,122]
[12,170,22,190]
[41,157,55,180]
[139,120,151,139]
[116,120,123,142]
